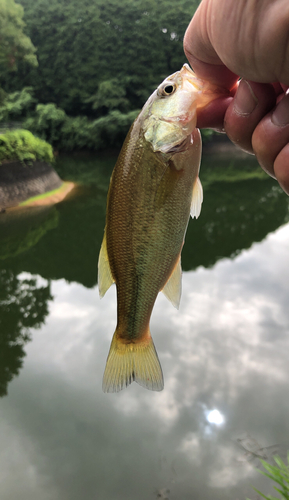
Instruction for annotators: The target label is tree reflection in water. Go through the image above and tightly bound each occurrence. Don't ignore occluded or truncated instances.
[0,269,52,396]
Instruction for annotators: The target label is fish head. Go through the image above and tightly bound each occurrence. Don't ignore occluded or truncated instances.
[142,64,223,154]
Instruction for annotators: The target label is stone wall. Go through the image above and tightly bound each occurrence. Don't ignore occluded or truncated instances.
[0,161,62,209]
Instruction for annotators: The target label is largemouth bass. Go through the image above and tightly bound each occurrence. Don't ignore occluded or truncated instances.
[98,64,222,393]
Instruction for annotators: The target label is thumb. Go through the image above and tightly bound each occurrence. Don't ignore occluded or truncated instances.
[183,2,238,90]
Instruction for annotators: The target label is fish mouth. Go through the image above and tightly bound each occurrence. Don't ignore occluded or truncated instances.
[181,63,231,98]
[180,64,204,92]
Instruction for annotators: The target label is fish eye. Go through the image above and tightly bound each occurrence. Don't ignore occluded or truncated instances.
[164,85,174,94]
[158,83,177,97]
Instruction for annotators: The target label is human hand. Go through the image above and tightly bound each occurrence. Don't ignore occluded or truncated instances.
[184,0,289,194]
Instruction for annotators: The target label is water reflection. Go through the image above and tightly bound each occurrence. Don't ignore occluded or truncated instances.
[0,152,289,500]
[206,409,225,426]
[0,153,288,285]
[0,158,112,288]
[0,270,52,396]
[234,432,286,467]
[183,179,288,271]
[0,206,58,261]
[156,488,170,499]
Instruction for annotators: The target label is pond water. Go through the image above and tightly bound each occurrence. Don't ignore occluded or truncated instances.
[0,148,289,500]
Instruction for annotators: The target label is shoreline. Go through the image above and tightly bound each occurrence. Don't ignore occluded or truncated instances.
[19,181,75,207]
[0,160,75,210]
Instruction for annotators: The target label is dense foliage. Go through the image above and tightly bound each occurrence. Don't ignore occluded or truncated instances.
[24,104,139,150]
[0,129,54,162]
[0,0,37,71]
[0,0,200,150]
[2,0,198,114]
[0,86,36,120]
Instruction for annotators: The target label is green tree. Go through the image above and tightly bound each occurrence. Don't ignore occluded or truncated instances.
[1,0,198,114]
[0,0,201,149]
[86,78,130,113]
[0,0,37,71]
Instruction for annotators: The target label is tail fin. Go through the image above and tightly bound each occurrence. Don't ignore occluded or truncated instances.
[102,332,164,393]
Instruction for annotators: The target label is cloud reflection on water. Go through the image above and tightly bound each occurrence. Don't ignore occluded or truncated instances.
[1,224,289,499]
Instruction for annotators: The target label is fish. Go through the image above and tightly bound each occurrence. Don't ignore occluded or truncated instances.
[98,64,223,393]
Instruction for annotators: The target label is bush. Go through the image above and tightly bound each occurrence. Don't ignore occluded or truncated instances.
[23,103,67,145]
[24,104,139,151]
[0,87,36,121]
[0,88,218,152]
[0,129,54,163]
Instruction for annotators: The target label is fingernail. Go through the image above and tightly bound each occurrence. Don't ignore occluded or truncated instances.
[233,80,258,116]
[272,94,289,126]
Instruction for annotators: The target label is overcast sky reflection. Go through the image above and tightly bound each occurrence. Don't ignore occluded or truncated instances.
[1,223,289,499]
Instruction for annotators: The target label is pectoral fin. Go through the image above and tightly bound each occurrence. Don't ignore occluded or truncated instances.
[98,231,115,298]
[162,256,182,309]
[190,176,203,219]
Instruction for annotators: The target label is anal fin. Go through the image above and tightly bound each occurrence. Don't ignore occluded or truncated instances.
[162,256,182,309]
[98,230,115,298]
